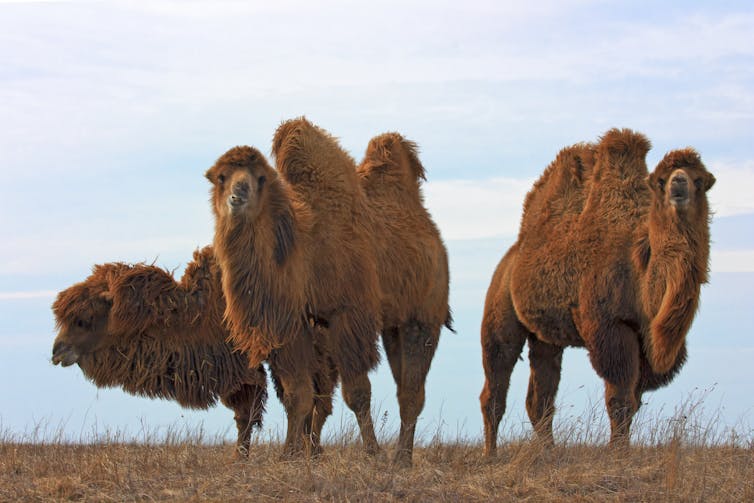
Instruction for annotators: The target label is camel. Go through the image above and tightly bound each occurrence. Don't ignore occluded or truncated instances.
[206,118,382,457]
[357,133,453,466]
[480,129,715,456]
[51,247,268,456]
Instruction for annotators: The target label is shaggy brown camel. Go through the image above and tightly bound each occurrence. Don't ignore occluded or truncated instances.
[357,133,453,466]
[480,129,715,456]
[206,118,382,456]
[51,247,268,456]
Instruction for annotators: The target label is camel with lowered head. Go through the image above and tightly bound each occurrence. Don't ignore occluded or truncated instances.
[51,247,268,456]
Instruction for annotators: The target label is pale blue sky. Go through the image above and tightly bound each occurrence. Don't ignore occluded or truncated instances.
[1,0,752,444]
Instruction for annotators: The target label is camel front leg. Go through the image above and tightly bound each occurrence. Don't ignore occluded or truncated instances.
[268,343,316,458]
[221,377,267,458]
[279,372,314,456]
[584,320,641,445]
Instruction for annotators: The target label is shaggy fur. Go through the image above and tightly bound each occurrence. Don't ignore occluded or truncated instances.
[51,247,268,455]
[480,129,715,455]
[357,132,453,466]
[207,118,382,456]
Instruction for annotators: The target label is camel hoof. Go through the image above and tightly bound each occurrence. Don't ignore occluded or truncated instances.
[392,450,413,468]
[233,445,250,460]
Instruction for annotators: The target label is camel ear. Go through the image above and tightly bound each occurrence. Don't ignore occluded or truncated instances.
[274,208,295,265]
[204,168,215,184]
[704,172,716,191]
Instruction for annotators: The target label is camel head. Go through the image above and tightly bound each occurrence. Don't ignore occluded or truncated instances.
[205,146,277,223]
[648,148,715,221]
[51,266,117,367]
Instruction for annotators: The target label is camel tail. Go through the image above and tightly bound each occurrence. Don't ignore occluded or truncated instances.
[444,309,456,333]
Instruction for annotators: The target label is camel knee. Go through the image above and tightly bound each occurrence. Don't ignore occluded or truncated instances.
[480,380,507,423]
[341,373,374,415]
[397,386,425,425]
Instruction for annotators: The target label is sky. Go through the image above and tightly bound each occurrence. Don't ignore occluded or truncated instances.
[1,0,753,446]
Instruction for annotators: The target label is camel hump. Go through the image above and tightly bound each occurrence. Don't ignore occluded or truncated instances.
[271,116,311,158]
[108,264,184,334]
[599,128,651,159]
[589,128,652,188]
[182,246,218,291]
[360,132,426,182]
[552,142,595,185]
[191,245,214,266]
[271,116,360,205]
[520,142,595,226]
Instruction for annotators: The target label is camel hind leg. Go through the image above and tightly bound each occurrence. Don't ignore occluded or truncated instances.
[326,312,381,456]
[525,336,564,444]
[340,372,380,455]
[383,320,440,467]
[480,309,528,457]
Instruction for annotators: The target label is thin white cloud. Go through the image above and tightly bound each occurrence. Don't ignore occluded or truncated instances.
[425,177,533,240]
[708,160,754,218]
[0,290,57,300]
[710,249,754,273]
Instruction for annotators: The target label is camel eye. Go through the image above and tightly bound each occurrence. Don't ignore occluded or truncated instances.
[694,178,703,190]
[258,175,266,191]
[76,319,84,328]
[217,174,226,185]
[658,178,666,190]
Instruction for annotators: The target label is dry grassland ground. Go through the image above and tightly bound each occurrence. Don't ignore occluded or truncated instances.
[2,427,752,502]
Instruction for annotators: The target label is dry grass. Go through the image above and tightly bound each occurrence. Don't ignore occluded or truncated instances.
[2,398,752,502]
[2,437,752,502]
[1,430,751,502]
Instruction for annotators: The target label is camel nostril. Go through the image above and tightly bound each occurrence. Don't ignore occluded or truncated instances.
[671,176,688,186]
[228,193,247,209]
[233,182,250,198]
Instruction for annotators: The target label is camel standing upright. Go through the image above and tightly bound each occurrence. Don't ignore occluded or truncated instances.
[481,129,715,456]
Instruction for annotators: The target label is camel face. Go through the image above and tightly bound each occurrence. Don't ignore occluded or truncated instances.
[206,146,272,222]
[649,148,715,218]
[51,283,111,367]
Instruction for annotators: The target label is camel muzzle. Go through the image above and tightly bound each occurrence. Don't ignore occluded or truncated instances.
[228,182,250,211]
[52,341,80,367]
[669,174,689,206]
